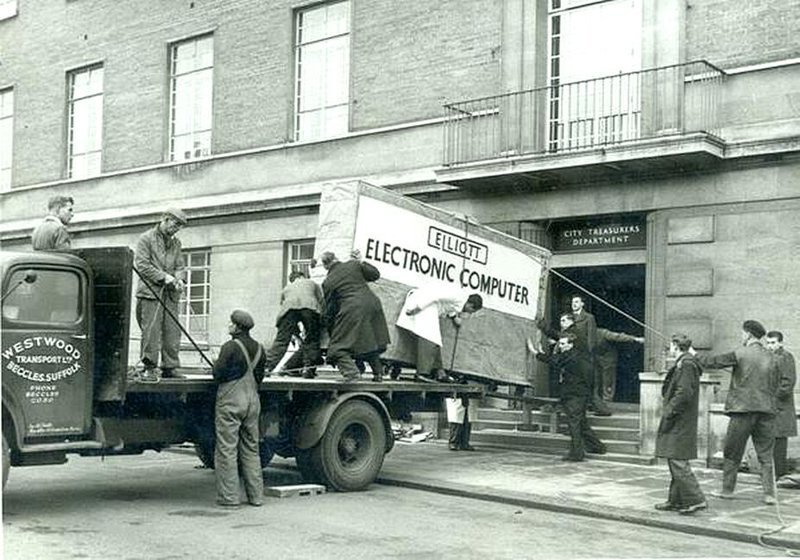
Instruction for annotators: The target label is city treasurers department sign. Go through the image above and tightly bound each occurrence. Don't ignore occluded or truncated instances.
[553,216,646,253]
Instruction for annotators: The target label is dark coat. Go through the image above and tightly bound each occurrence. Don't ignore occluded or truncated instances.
[212,333,267,385]
[774,349,797,437]
[572,310,597,352]
[323,260,390,357]
[697,340,778,414]
[655,353,702,460]
[536,349,593,398]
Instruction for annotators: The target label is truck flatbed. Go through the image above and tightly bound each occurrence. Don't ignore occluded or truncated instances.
[126,368,487,397]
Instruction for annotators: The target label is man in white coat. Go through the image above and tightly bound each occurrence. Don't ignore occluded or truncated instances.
[397,285,482,450]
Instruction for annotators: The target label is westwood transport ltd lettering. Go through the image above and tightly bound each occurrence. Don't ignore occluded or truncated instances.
[365,237,529,305]
[2,336,82,382]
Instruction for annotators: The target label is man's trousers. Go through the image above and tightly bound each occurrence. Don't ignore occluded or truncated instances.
[667,459,706,507]
[136,297,181,369]
[722,412,776,498]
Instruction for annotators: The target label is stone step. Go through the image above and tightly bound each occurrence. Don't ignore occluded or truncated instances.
[469,439,657,466]
[475,408,640,430]
[470,428,642,456]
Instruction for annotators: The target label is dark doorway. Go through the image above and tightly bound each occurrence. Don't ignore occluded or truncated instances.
[549,264,645,403]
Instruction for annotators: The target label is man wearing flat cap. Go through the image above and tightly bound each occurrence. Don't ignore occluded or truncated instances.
[133,208,188,381]
[212,310,266,507]
[692,319,780,504]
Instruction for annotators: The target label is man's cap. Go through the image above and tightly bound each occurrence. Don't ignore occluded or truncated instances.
[230,309,254,330]
[163,207,188,225]
[742,320,766,339]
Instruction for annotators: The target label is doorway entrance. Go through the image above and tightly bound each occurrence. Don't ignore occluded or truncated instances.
[549,264,645,403]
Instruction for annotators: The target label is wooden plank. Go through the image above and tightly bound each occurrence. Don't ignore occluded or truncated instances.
[264,484,327,498]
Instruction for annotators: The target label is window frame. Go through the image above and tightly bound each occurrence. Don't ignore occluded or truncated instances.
[168,33,215,163]
[293,0,352,142]
[285,239,316,284]
[67,64,105,179]
[178,249,212,343]
[0,87,13,191]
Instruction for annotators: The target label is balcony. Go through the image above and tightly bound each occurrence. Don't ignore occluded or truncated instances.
[438,61,726,189]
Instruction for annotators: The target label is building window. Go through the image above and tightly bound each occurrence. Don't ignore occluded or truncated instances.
[0,0,17,20]
[170,34,214,162]
[294,1,350,141]
[179,249,211,342]
[287,240,315,282]
[548,0,642,151]
[68,65,104,179]
[0,88,12,191]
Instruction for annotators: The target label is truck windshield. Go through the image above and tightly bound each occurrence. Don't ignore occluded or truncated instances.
[2,268,82,325]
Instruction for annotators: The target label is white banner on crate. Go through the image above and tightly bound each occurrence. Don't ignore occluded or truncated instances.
[353,195,543,320]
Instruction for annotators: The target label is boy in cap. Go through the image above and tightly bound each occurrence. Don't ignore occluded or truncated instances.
[32,195,75,252]
[212,310,267,507]
[133,208,188,381]
[692,319,780,504]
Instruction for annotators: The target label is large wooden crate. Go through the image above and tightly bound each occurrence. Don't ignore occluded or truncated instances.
[315,181,551,387]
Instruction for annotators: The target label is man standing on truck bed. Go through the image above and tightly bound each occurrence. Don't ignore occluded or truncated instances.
[213,309,266,508]
[133,208,188,382]
[321,249,390,381]
[264,269,324,378]
[31,195,74,252]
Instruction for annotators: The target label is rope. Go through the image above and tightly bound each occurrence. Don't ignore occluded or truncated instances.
[545,265,668,342]
[756,471,800,556]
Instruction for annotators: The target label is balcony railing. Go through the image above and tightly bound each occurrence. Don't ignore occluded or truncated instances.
[443,60,725,166]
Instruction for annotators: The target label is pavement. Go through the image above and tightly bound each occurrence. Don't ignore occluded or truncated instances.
[367,441,800,552]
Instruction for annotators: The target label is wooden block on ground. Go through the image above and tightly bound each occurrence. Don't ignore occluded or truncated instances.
[264,484,327,498]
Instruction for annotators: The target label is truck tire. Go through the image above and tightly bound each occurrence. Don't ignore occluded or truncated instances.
[310,400,387,492]
[2,433,10,490]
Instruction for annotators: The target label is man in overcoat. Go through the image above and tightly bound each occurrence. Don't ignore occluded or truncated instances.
[570,295,612,416]
[532,333,607,461]
[766,330,797,479]
[655,334,707,514]
[694,320,779,504]
[212,310,266,508]
[321,250,390,381]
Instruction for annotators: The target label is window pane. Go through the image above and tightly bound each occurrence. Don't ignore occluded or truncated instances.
[171,36,214,162]
[2,269,81,324]
[295,2,350,141]
[0,89,13,118]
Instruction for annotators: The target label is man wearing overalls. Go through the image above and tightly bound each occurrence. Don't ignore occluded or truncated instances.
[212,310,267,507]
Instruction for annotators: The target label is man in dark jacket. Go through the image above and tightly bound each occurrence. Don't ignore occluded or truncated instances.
[593,328,645,415]
[694,319,779,504]
[655,334,707,514]
[212,309,266,508]
[766,330,797,479]
[532,333,606,461]
[569,295,612,417]
[321,250,390,381]
[31,195,74,252]
[264,270,324,378]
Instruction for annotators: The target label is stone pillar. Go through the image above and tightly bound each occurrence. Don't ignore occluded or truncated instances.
[639,370,723,459]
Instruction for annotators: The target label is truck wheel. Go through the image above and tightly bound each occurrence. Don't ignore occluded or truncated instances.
[312,400,387,491]
[2,434,10,490]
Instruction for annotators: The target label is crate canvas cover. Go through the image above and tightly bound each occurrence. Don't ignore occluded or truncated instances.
[316,181,551,386]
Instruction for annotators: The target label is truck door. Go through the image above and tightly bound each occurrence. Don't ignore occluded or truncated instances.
[1,263,93,440]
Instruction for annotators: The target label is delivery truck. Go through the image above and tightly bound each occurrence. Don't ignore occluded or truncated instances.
[1,181,551,492]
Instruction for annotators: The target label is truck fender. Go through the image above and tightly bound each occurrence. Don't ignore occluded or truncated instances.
[295,392,394,453]
[2,392,25,456]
